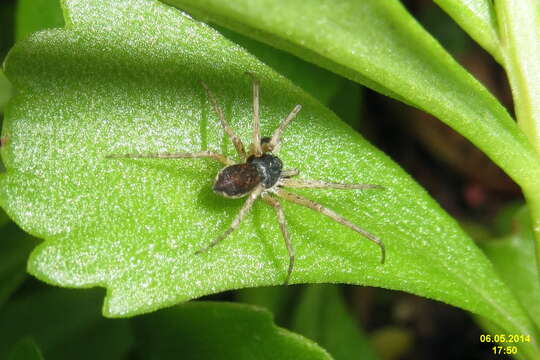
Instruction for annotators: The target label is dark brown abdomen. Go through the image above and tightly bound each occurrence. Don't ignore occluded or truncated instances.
[213,164,261,198]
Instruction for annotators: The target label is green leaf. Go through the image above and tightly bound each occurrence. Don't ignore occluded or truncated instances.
[493,0,540,264]
[215,26,346,107]
[291,285,378,360]
[433,0,502,62]
[134,301,333,360]
[8,338,44,360]
[0,1,15,61]
[1,1,539,357]
[0,223,38,308]
[0,288,133,359]
[0,208,9,227]
[236,286,291,321]
[482,207,540,330]
[0,70,12,113]
[15,0,64,41]
[164,0,540,197]
[494,0,540,156]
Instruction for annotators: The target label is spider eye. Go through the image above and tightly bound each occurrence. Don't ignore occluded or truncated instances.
[260,137,271,145]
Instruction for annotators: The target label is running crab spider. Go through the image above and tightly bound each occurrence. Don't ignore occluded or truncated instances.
[108,74,385,285]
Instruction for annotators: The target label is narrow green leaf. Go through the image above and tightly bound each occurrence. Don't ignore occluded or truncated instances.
[8,338,44,360]
[215,26,345,106]
[1,1,539,358]
[292,285,378,360]
[495,0,540,156]
[433,0,502,63]
[165,0,540,196]
[134,301,333,360]
[493,0,540,266]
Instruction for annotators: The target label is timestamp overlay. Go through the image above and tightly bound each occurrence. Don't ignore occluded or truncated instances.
[480,334,532,356]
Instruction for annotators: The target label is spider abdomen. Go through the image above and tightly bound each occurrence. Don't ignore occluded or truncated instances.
[248,154,283,188]
[213,164,261,198]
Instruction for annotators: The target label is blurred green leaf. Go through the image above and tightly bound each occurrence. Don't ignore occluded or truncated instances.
[0,288,133,359]
[0,207,9,227]
[236,286,292,321]
[1,2,539,358]
[8,338,44,360]
[370,327,412,360]
[15,0,64,41]
[0,223,38,308]
[134,301,333,360]
[0,70,13,112]
[0,1,15,61]
[482,207,540,330]
[292,285,378,360]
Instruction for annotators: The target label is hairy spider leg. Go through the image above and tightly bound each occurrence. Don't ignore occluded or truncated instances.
[267,104,302,154]
[195,184,264,255]
[276,189,385,264]
[281,169,300,178]
[262,195,294,285]
[280,179,383,190]
[200,81,246,159]
[248,74,263,157]
[106,151,234,166]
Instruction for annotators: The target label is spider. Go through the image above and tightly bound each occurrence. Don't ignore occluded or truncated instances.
[108,75,385,285]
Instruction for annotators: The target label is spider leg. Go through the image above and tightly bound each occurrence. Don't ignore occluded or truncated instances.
[195,184,264,254]
[246,73,263,157]
[262,194,294,285]
[267,104,302,153]
[276,189,385,264]
[200,81,246,159]
[106,150,234,166]
[281,168,300,178]
[280,179,383,190]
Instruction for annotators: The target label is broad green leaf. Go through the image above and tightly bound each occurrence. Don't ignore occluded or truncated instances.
[15,0,64,41]
[1,1,539,357]
[8,338,44,360]
[482,207,540,330]
[433,0,502,63]
[292,285,378,360]
[134,301,333,360]
[0,288,133,359]
[165,0,540,199]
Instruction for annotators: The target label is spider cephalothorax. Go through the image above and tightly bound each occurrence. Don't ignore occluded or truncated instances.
[108,75,385,285]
